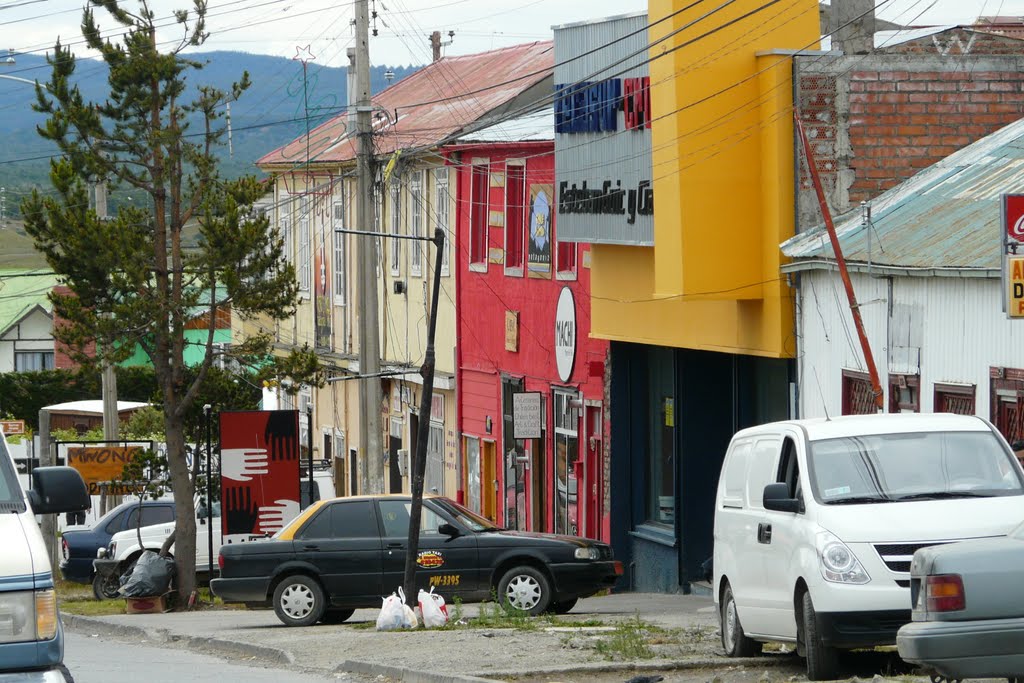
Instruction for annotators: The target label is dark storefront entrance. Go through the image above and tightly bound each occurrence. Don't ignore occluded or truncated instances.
[609,342,793,593]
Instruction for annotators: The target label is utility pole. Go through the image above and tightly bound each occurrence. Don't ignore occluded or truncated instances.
[97,179,118,514]
[355,0,384,493]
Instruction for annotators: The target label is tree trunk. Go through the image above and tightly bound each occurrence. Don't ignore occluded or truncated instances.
[164,409,197,602]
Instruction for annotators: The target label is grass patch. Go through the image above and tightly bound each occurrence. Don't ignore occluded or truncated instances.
[592,615,661,661]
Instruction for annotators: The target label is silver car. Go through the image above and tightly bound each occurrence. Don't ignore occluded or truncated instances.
[897,521,1024,680]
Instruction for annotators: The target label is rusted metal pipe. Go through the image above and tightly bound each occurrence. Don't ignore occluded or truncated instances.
[794,111,884,411]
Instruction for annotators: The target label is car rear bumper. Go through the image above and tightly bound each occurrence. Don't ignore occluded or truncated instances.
[58,558,92,584]
[815,609,910,649]
[897,618,1024,678]
[210,576,271,603]
[549,561,622,597]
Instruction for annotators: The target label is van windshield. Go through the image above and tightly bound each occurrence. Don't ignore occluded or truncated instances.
[0,439,25,509]
[808,431,1024,504]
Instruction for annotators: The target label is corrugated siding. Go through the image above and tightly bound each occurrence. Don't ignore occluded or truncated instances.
[798,271,1024,419]
[554,15,654,246]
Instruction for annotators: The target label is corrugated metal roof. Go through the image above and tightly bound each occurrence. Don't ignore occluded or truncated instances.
[258,41,554,167]
[782,116,1024,274]
[453,108,553,143]
[0,270,57,336]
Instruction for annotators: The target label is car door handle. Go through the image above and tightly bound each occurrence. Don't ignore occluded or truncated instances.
[757,523,772,544]
[303,544,320,552]
[386,542,404,549]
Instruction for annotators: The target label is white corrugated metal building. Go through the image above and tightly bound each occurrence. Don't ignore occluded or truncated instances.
[782,117,1024,443]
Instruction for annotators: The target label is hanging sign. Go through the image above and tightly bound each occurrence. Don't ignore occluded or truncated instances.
[554,287,577,382]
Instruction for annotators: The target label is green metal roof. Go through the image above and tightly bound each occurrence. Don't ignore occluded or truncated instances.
[0,270,58,336]
[782,117,1024,276]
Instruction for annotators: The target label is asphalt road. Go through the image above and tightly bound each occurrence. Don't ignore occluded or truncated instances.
[63,632,349,683]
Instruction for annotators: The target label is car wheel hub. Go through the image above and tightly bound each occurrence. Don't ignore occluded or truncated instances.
[506,575,540,610]
[725,600,738,647]
[281,584,315,619]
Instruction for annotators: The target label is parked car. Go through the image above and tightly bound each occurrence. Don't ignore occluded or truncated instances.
[897,520,1024,679]
[211,494,622,626]
[713,413,1024,680]
[59,499,175,597]
[94,500,222,598]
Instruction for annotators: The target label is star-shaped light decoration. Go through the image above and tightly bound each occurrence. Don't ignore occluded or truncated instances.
[293,45,316,64]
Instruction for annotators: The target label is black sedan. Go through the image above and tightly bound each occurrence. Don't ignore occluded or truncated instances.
[211,495,622,626]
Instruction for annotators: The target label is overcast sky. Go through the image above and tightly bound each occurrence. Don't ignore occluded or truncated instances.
[0,0,1019,69]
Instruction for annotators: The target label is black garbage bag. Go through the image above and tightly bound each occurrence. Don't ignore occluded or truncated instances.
[120,550,176,598]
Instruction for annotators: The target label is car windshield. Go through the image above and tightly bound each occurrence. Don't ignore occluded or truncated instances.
[808,430,1024,504]
[0,438,24,509]
[431,497,500,532]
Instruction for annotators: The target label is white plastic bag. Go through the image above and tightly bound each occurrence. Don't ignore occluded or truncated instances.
[398,587,418,628]
[376,591,406,631]
[418,587,449,628]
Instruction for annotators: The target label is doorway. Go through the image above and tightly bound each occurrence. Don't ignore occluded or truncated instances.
[482,440,497,522]
[389,417,404,494]
[583,404,602,540]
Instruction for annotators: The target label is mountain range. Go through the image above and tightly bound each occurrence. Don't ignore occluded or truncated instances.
[0,50,417,216]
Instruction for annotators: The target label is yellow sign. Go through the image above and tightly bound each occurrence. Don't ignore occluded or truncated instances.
[1010,256,1024,318]
[505,310,519,352]
[66,446,142,495]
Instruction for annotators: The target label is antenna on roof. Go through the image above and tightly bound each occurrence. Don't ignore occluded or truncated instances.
[813,367,830,421]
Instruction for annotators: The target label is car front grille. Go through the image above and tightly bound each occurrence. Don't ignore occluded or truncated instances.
[873,542,951,582]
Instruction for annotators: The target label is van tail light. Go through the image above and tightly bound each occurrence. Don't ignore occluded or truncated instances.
[61,538,70,562]
[926,574,965,612]
[218,552,225,570]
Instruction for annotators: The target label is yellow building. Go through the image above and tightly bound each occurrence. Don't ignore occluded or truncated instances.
[577,0,819,592]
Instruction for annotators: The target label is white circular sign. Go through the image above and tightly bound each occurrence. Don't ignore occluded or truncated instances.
[554,287,577,383]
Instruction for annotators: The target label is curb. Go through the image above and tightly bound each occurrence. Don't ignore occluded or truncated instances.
[472,654,797,680]
[339,660,499,683]
[62,614,295,666]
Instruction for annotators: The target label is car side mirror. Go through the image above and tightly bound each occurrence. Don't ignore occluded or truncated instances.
[763,482,802,513]
[438,523,460,537]
[28,467,91,515]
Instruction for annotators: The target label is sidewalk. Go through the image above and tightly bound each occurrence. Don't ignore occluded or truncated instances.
[61,592,792,683]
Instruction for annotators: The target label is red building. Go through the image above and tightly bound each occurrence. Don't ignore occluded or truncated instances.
[450,112,610,541]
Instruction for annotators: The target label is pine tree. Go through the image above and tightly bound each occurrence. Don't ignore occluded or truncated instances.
[22,0,311,602]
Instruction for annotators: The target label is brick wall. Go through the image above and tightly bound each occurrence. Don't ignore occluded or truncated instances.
[796,50,1024,229]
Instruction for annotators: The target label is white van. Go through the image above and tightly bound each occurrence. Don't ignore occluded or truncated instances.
[713,413,1024,680]
[1,431,90,681]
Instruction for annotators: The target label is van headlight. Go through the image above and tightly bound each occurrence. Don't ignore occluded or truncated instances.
[0,590,53,644]
[574,547,599,560]
[817,532,870,584]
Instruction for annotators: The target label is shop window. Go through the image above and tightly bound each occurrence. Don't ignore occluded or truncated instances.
[298,197,311,294]
[646,348,676,526]
[434,167,450,276]
[279,195,293,274]
[888,374,920,413]
[426,421,444,494]
[469,161,489,271]
[504,162,526,275]
[991,368,1024,445]
[501,376,526,530]
[841,369,876,415]
[332,200,347,307]
[389,178,402,276]
[934,383,975,415]
[410,171,424,277]
[553,389,579,536]
[556,238,577,280]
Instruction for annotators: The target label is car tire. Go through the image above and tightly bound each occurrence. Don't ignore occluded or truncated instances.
[272,575,326,627]
[800,591,840,681]
[497,565,552,615]
[549,597,578,614]
[720,583,761,657]
[320,608,355,624]
[92,571,120,601]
